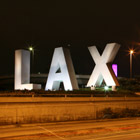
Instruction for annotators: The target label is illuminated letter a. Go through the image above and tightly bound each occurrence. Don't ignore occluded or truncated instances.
[45,47,79,91]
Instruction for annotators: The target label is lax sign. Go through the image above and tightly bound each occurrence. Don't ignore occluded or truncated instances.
[14,43,120,91]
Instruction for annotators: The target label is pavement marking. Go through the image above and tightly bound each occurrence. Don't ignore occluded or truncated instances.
[38,126,66,140]
[88,131,140,140]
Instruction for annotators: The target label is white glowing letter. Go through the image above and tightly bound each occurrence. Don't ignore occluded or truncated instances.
[45,47,79,91]
[87,43,120,87]
[14,49,41,90]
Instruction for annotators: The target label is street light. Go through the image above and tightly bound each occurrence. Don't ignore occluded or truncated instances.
[129,49,134,79]
[28,46,34,73]
[28,46,34,61]
[29,47,33,51]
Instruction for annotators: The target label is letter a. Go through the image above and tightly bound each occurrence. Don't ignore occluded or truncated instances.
[45,47,79,91]
[87,43,120,87]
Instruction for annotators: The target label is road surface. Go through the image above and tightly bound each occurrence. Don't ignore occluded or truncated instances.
[0,118,140,140]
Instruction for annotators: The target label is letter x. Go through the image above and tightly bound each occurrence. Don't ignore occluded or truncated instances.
[87,43,120,87]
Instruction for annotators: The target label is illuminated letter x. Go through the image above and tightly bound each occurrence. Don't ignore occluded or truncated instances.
[87,43,120,87]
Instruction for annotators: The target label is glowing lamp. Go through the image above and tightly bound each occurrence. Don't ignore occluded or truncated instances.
[29,47,33,51]
[130,50,134,54]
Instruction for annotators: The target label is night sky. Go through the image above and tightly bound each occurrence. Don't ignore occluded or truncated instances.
[0,1,140,77]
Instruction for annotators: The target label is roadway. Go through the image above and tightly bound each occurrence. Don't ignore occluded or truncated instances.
[0,118,140,140]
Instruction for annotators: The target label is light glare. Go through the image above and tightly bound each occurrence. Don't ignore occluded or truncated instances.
[130,50,134,54]
[104,86,109,90]
[29,47,33,51]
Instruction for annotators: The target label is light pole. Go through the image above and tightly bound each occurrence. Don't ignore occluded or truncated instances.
[29,46,34,73]
[130,50,134,79]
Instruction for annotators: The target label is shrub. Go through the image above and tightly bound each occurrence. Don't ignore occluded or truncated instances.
[101,107,140,119]
[0,89,137,97]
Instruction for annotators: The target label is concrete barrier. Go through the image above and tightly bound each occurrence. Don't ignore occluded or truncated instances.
[0,97,140,102]
[0,97,140,124]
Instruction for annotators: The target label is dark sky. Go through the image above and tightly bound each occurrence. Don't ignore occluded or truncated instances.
[0,1,140,77]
